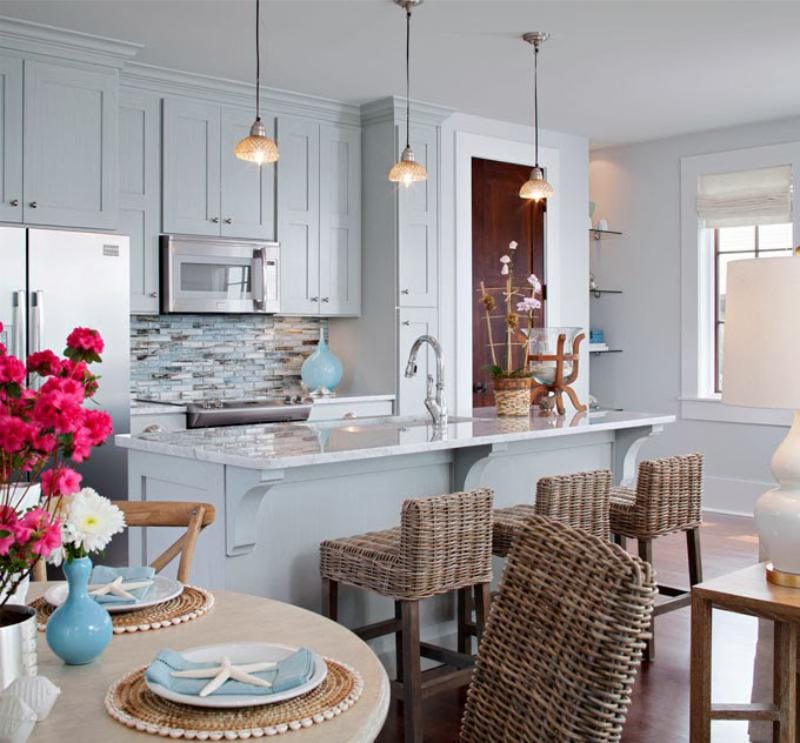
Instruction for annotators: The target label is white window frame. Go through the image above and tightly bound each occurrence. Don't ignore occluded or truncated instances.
[680,142,800,426]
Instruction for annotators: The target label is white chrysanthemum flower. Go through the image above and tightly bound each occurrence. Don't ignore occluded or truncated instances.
[527,273,542,293]
[65,488,126,554]
[509,240,518,251]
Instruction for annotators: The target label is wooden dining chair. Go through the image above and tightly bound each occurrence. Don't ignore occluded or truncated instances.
[32,500,215,583]
[460,515,656,743]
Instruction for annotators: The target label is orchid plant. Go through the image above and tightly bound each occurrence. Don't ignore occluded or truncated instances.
[478,241,543,378]
[0,323,113,606]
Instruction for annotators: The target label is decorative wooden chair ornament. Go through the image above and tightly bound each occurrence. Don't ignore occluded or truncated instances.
[527,331,588,415]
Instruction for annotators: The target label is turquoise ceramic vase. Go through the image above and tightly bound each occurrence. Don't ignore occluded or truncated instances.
[46,556,112,665]
[301,327,343,394]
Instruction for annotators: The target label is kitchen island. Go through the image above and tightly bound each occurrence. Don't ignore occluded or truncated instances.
[117,409,672,623]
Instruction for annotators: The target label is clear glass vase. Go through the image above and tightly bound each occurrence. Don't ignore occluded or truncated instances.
[526,327,582,385]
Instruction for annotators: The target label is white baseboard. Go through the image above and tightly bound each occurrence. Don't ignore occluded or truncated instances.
[701,475,773,517]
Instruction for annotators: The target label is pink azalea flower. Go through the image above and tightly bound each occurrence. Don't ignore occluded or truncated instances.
[0,355,26,385]
[30,517,61,556]
[66,327,104,355]
[26,350,62,377]
[40,467,82,498]
[0,414,33,453]
[81,409,113,447]
[0,526,15,556]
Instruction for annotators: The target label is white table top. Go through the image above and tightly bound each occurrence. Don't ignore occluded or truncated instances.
[27,585,390,742]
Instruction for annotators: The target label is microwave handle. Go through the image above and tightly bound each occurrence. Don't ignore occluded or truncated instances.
[252,248,268,310]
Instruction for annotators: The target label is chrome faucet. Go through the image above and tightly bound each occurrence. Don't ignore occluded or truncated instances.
[404,334,447,427]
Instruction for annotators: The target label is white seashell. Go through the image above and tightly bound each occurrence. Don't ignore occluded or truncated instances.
[0,695,36,743]
[2,676,60,721]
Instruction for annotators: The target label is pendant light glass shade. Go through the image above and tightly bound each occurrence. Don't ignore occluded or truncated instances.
[388,145,428,187]
[388,0,427,186]
[520,32,553,201]
[519,166,554,201]
[235,0,278,165]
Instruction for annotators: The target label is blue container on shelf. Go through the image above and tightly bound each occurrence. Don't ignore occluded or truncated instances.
[590,328,605,344]
[301,327,343,395]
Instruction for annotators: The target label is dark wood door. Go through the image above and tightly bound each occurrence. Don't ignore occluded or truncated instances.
[472,157,545,408]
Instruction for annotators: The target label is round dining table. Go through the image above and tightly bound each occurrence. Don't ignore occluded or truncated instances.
[26,584,390,742]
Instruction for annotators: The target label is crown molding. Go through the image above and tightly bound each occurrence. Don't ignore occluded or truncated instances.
[0,15,141,69]
[121,62,362,126]
[361,96,454,127]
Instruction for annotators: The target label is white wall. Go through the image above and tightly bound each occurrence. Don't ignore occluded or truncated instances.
[439,113,591,415]
[589,117,800,514]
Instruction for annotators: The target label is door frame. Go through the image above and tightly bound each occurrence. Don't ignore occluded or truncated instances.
[454,132,560,415]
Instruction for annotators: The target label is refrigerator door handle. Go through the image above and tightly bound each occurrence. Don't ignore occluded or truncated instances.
[31,290,44,354]
[252,248,267,311]
[12,290,26,359]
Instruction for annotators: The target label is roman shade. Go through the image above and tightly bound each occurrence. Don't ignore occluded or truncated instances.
[696,164,792,228]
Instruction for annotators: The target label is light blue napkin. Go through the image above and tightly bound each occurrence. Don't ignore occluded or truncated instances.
[90,565,156,604]
[145,647,315,696]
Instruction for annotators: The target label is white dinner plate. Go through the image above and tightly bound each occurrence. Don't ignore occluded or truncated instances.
[44,574,184,614]
[144,642,328,708]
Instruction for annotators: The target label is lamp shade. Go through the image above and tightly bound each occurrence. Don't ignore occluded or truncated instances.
[722,256,800,409]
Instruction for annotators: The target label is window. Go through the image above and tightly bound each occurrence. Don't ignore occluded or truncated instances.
[712,223,794,392]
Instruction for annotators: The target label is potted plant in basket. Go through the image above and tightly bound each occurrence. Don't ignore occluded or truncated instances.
[477,241,543,417]
[0,323,114,680]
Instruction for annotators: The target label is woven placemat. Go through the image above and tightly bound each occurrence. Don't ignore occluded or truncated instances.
[105,658,363,739]
[31,585,214,634]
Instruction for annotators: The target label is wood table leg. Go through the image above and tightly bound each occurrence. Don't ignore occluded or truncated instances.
[773,621,797,743]
[690,592,712,743]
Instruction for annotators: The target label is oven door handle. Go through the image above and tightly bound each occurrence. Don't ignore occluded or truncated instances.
[252,248,268,311]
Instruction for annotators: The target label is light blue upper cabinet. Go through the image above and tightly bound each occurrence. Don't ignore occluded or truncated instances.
[397,123,437,308]
[120,89,161,314]
[220,108,275,240]
[162,98,221,235]
[276,115,321,315]
[319,124,361,316]
[0,56,22,223]
[23,60,118,229]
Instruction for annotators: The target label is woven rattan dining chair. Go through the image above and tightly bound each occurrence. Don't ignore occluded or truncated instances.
[320,488,494,743]
[32,501,215,583]
[610,452,703,661]
[492,469,612,558]
[460,515,656,743]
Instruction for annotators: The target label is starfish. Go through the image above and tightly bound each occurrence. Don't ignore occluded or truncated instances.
[171,657,278,697]
[89,576,153,601]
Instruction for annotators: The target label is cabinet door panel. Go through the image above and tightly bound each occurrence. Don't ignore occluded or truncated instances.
[162,98,221,236]
[277,116,320,315]
[398,307,438,416]
[220,108,275,240]
[0,56,22,223]
[120,90,161,313]
[398,124,437,307]
[319,124,361,316]
[23,60,118,229]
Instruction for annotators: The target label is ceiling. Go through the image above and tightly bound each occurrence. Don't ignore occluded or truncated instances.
[3,0,800,146]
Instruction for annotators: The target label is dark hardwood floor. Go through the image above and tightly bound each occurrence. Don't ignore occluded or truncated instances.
[375,512,760,742]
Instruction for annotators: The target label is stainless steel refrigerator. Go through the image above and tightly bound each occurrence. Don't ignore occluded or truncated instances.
[0,226,130,500]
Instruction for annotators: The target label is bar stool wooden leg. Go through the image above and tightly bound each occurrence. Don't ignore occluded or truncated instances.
[474,583,490,646]
[687,527,703,585]
[613,533,627,550]
[457,587,471,654]
[400,600,423,743]
[394,601,404,683]
[773,621,797,742]
[690,592,712,743]
[638,538,655,662]
[321,578,338,621]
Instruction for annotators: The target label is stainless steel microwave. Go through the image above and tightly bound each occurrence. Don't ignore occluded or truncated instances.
[160,235,279,314]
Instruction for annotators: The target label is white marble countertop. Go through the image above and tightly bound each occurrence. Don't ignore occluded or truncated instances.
[310,393,395,405]
[116,409,675,471]
[130,400,187,416]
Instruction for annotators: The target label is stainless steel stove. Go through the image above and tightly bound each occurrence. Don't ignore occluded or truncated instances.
[185,396,312,429]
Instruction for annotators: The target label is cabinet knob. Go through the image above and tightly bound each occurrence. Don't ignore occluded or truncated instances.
[9,199,19,207]
[321,297,329,303]
[401,289,409,295]
[148,291,158,298]
[310,296,319,302]
[402,320,411,326]
[29,201,37,209]
[210,217,220,223]
[223,218,232,224]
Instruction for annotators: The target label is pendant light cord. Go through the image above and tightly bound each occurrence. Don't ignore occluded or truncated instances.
[533,41,539,167]
[405,6,411,149]
[255,0,261,121]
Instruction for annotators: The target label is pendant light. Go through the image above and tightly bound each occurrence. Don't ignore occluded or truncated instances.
[519,32,554,201]
[388,0,428,187]
[235,0,279,165]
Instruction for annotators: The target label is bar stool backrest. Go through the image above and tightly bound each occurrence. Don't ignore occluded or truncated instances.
[535,469,612,540]
[633,453,703,535]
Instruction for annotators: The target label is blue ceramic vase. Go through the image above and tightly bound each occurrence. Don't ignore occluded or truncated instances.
[301,327,343,394]
[46,556,112,665]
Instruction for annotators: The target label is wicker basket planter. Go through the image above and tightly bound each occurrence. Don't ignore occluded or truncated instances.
[493,377,532,417]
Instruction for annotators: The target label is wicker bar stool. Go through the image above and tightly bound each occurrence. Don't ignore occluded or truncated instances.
[461,515,656,743]
[492,469,612,558]
[320,488,494,743]
[610,452,704,661]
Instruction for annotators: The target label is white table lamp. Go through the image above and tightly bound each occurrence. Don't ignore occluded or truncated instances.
[723,256,800,585]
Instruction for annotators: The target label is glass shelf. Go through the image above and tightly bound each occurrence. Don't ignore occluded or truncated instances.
[590,288,623,298]
[589,348,623,354]
[590,228,623,241]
